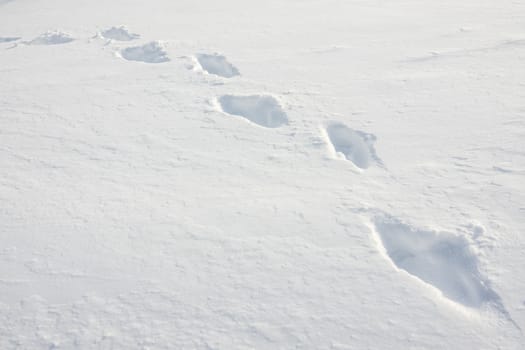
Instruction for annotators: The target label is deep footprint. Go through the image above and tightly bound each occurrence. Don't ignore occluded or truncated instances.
[218,95,288,128]
[325,122,381,169]
[121,41,169,63]
[28,31,74,45]
[372,214,500,308]
[196,53,240,78]
[101,26,139,41]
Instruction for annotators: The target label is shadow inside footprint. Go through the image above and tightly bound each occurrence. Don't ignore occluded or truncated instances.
[218,95,288,128]
[196,53,240,78]
[325,122,381,169]
[372,214,501,308]
[121,41,169,63]
[101,26,140,41]
[0,37,20,43]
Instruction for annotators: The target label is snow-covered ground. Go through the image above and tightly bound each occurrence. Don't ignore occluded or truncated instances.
[1,0,524,348]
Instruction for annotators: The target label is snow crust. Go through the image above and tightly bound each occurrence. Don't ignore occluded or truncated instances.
[1,0,524,348]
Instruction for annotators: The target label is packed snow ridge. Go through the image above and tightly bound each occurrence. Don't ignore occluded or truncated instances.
[196,53,240,78]
[27,31,74,45]
[100,26,140,41]
[372,214,500,308]
[120,41,169,63]
[218,95,288,128]
[324,122,382,169]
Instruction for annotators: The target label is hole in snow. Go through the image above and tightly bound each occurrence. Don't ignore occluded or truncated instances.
[196,53,240,78]
[218,95,288,128]
[101,26,140,41]
[121,41,169,63]
[372,214,500,308]
[325,122,381,169]
[28,31,74,45]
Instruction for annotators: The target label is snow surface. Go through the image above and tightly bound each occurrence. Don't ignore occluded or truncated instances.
[120,41,169,64]
[1,0,525,349]
[196,53,240,78]
[218,95,288,128]
[26,30,74,45]
[372,212,501,309]
[100,26,140,42]
[0,36,19,43]
[324,122,382,169]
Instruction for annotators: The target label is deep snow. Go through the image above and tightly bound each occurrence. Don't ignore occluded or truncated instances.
[1,0,524,349]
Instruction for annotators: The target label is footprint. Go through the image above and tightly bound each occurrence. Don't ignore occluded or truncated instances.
[324,122,382,169]
[27,31,74,45]
[100,26,139,41]
[195,53,240,78]
[371,214,500,308]
[120,41,169,63]
[0,37,20,43]
[218,95,288,128]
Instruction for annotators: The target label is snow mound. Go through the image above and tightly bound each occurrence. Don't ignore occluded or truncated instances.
[372,214,500,308]
[196,53,240,77]
[101,26,139,41]
[0,36,20,43]
[324,122,381,169]
[120,41,169,63]
[218,95,288,128]
[28,31,74,45]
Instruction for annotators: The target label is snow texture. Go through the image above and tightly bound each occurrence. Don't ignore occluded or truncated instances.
[196,53,240,77]
[121,41,169,63]
[1,0,524,349]
[218,94,288,128]
[27,31,73,45]
[324,122,381,168]
[0,36,19,43]
[101,26,140,41]
[372,214,500,308]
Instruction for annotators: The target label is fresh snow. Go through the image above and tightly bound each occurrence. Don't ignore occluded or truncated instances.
[100,26,140,41]
[1,0,524,349]
[218,94,288,128]
[120,41,169,63]
[372,212,501,308]
[0,36,19,43]
[196,53,240,78]
[324,122,382,169]
[26,30,74,45]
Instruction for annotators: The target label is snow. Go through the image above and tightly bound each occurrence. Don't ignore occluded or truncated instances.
[371,212,500,309]
[1,0,524,349]
[323,122,382,169]
[100,26,140,41]
[120,41,169,63]
[218,95,288,128]
[0,36,19,43]
[196,53,240,78]
[26,30,74,45]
